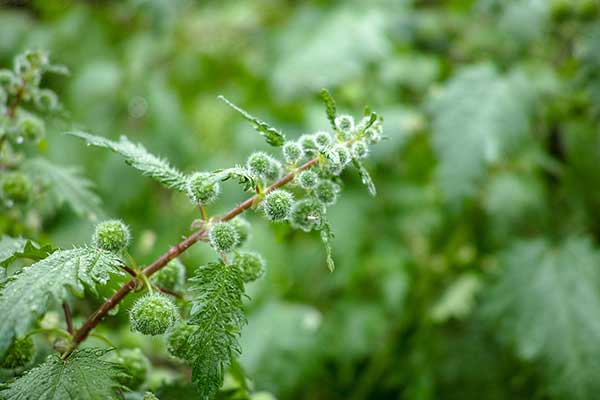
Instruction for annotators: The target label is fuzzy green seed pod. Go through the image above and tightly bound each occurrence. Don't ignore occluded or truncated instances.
[262,189,294,222]
[34,89,59,111]
[315,180,340,206]
[335,115,355,137]
[314,131,332,150]
[234,251,266,283]
[151,259,185,291]
[1,172,31,204]
[290,199,326,232]
[247,152,272,177]
[352,140,369,159]
[129,293,178,336]
[299,134,318,156]
[208,222,239,253]
[92,220,130,252]
[297,170,319,190]
[231,217,251,246]
[0,69,18,94]
[282,141,302,164]
[113,348,150,390]
[16,115,44,141]
[187,172,220,205]
[0,337,34,369]
[143,392,159,400]
[265,158,282,182]
[167,322,197,360]
[364,122,383,144]
[327,145,351,175]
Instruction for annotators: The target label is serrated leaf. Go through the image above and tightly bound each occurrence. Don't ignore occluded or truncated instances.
[428,65,535,201]
[0,247,125,358]
[0,348,126,400]
[23,158,103,220]
[68,131,188,192]
[211,166,257,192]
[483,237,600,399]
[352,159,376,197]
[319,222,335,272]
[187,261,246,399]
[0,237,54,268]
[218,96,286,147]
[320,89,337,131]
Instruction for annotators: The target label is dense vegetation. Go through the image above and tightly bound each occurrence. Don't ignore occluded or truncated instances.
[1,0,600,399]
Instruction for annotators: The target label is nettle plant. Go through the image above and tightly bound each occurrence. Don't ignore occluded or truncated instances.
[0,52,382,399]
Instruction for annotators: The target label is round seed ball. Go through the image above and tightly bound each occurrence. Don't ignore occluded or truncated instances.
[290,199,326,232]
[297,170,319,190]
[167,322,197,360]
[92,220,130,252]
[208,222,239,253]
[129,293,178,336]
[234,251,266,283]
[262,189,294,222]
[187,172,220,205]
[151,259,186,291]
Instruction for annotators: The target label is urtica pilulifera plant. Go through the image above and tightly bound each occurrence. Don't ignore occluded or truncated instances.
[0,51,382,399]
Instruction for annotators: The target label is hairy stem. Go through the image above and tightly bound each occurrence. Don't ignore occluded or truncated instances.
[65,156,319,357]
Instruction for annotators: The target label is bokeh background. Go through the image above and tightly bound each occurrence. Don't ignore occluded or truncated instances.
[2,0,600,399]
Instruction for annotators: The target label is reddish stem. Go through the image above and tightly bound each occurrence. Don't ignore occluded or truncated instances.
[66,157,318,356]
[62,302,73,335]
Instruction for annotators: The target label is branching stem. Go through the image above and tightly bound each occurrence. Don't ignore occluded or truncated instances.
[65,156,319,357]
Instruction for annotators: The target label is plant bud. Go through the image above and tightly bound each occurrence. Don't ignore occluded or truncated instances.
[167,322,197,360]
[327,145,351,175]
[265,157,282,181]
[208,222,239,253]
[282,141,302,164]
[335,115,355,137]
[1,172,31,204]
[129,293,178,336]
[16,115,44,141]
[262,189,294,222]
[351,140,369,159]
[34,89,59,111]
[92,219,130,252]
[151,259,185,291]
[315,180,340,206]
[247,152,272,177]
[290,199,326,232]
[297,170,319,190]
[299,134,318,156]
[314,131,332,150]
[364,122,383,144]
[186,172,220,205]
[112,348,150,390]
[0,337,34,369]
[231,217,251,246]
[234,251,266,282]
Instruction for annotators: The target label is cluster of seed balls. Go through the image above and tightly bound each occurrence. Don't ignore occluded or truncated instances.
[89,217,265,361]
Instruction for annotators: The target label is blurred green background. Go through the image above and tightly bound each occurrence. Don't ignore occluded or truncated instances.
[3,0,600,399]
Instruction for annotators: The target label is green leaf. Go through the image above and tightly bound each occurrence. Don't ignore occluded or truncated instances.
[0,247,125,358]
[0,348,126,400]
[428,64,535,201]
[211,166,257,192]
[68,131,188,192]
[0,236,27,267]
[483,237,600,399]
[22,158,103,220]
[187,261,246,399]
[352,159,376,196]
[319,222,335,272]
[218,96,286,147]
[319,89,337,131]
[0,236,54,268]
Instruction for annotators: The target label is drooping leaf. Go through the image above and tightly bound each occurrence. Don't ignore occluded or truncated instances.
[352,159,376,197]
[319,89,337,131]
[211,166,257,192]
[218,96,286,147]
[483,237,600,399]
[22,158,103,220]
[319,221,335,272]
[187,261,246,399]
[0,348,126,400]
[0,247,125,358]
[68,131,189,192]
[428,64,536,201]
